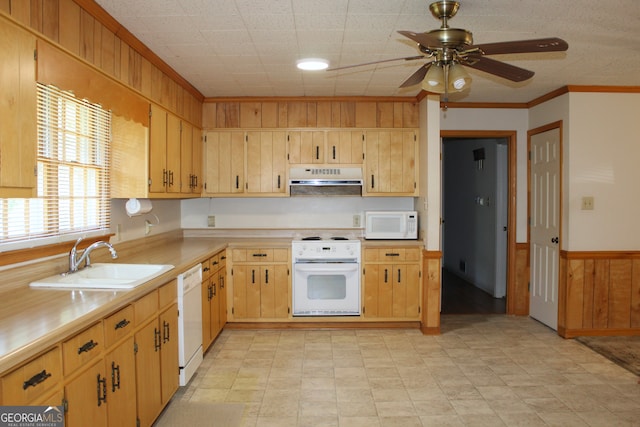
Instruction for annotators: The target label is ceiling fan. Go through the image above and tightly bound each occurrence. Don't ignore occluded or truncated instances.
[328,0,568,99]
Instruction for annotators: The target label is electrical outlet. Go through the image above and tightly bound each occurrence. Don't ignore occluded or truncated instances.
[207,215,216,227]
[353,214,361,227]
[581,196,594,210]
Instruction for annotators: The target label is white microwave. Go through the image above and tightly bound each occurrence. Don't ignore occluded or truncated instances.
[364,211,418,240]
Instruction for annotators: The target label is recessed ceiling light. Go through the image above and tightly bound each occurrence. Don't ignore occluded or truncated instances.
[296,58,329,71]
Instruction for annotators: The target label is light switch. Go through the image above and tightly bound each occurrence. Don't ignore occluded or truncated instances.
[581,196,594,210]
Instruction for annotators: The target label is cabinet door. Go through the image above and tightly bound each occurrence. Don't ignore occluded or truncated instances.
[218,266,228,327]
[363,264,392,318]
[201,279,213,350]
[365,130,417,195]
[191,127,203,193]
[246,131,286,194]
[166,113,181,193]
[204,131,245,195]
[134,320,162,427]
[0,20,36,197]
[65,359,108,427]
[259,265,289,318]
[232,265,261,319]
[159,304,179,405]
[148,104,167,193]
[288,131,324,164]
[180,121,193,193]
[327,131,363,164]
[105,337,136,427]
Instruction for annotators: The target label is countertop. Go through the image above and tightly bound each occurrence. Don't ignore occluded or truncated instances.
[0,233,424,374]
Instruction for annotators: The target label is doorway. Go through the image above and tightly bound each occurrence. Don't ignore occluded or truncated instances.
[440,131,517,315]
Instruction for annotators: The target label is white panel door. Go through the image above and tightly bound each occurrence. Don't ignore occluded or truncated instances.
[530,127,560,330]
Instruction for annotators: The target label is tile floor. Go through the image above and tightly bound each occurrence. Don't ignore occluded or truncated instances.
[169,315,640,426]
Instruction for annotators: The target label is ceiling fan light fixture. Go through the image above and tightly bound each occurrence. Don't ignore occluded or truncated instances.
[422,63,446,93]
[449,63,471,91]
[296,58,329,71]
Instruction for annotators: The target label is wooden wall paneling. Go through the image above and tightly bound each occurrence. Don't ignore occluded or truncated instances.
[558,256,567,332]
[565,259,585,330]
[29,0,43,33]
[316,101,331,127]
[403,102,418,127]
[0,1,9,14]
[608,260,632,328]
[277,102,287,128]
[42,0,59,42]
[393,102,404,128]
[79,10,94,64]
[9,0,29,25]
[182,91,191,123]
[226,102,240,127]
[261,102,278,128]
[632,260,640,327]
[92,17,102,68]
[150,65,163,103]
[583,259,595,328]
[216,103,228,128]
[240,102,261,128]
[376,102,394,128]
[128,48,142,91]
[592,259,610,329]
[307,102,317,127]
[202,103,215,128]
[58,0,80,55]
[421,252,441,334]
[287,102,306,127]
[512,243,529,315]
[118,41,129,85]
[139,56,152,99]
[100,24,114,77]
[340,101,355,127]
[331,102,341,127]
[160,73,171,108]
[355,102,376,128]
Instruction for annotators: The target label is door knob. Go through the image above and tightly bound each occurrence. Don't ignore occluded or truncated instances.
[551,237,559,244]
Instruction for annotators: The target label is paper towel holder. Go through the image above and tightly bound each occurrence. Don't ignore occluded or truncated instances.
[125,198,153,217]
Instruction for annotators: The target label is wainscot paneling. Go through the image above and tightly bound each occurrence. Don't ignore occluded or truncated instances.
[421,250,441,335]
[558,251,640,338]
[511,243,530,315]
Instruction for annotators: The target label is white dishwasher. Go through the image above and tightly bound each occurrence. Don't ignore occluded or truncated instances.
[177,264,203,386]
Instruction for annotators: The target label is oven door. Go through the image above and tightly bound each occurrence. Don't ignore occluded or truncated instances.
[292,262,361,316]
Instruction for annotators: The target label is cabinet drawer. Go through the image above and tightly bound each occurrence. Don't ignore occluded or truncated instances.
[134,290,159,325]
[365,248,420,262]
[233,248,274,262]
[201,258,212,279]
[1,346,62,405]
[209,253,222,273]
[104,305,134,348]
[62,322,103,375]
[159,279,177,309]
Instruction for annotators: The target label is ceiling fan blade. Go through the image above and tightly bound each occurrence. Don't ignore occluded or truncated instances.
[399,63,432,88]
[326,55,424,71]
[472,37,568,55]
[398,30,441,48]
[464,56,534,82]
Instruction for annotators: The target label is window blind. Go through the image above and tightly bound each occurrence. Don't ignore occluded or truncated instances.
[0,83,111,247]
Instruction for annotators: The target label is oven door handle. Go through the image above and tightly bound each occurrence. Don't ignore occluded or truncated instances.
[294,263,359,273]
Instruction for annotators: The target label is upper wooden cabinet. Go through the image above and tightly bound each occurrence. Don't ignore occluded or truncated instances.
[0,19,37,197]
[364,130,418,196]
[287,130,326,164]
[287,130,364,165]
[203,130,245,196]
[246,131,287,195]
[326,130,364,164]
[180,122,203,194]
[149,104,181,194]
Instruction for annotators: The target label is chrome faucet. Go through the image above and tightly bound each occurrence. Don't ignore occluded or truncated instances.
[68,237,118,273]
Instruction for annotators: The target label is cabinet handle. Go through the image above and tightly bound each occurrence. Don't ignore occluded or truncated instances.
[385,253,400,257]
[162,169,168,186]
[111,361,121,392]
[235,175,239,189]
[384,268,388,283]
[114,319,130,330]
[23,370,51,390]
[203,266,210,273]
[315,146,319,160]
[154,328,161,352]
[277,175,281,189]
[265,269,269,284]
[252,253,267,257]
[397,269,401,283]
[332,145,336,159]
[97,374,107,406]
[168,170,174,186]
[78,339,98,354]
[220,276,225,289]
[251,269,255,284]
[221,255,226,260]
[371,175,375,189]
[163,320,171,343]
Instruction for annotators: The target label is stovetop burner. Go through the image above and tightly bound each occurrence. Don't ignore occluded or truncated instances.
[331,237,348,240]
[302,236,322,241]
[300,236,351,241]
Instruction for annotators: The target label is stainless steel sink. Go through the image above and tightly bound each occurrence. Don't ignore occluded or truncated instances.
[30,263,175,289]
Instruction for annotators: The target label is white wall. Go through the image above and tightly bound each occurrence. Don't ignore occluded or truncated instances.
[110,199,182,243]
[440,107,529,243]
[418,95,442,251]
[181,197,414,230]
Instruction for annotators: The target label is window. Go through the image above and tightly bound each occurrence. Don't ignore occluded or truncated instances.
[0,83,111,250]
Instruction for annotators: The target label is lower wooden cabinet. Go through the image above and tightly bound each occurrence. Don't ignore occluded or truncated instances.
[202,250,227,351]
[64,358,108,427]
[363,247,422,319]
[105,337,137,427]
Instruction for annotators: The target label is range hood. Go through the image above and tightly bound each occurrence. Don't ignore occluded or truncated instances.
[289,167,363,196]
